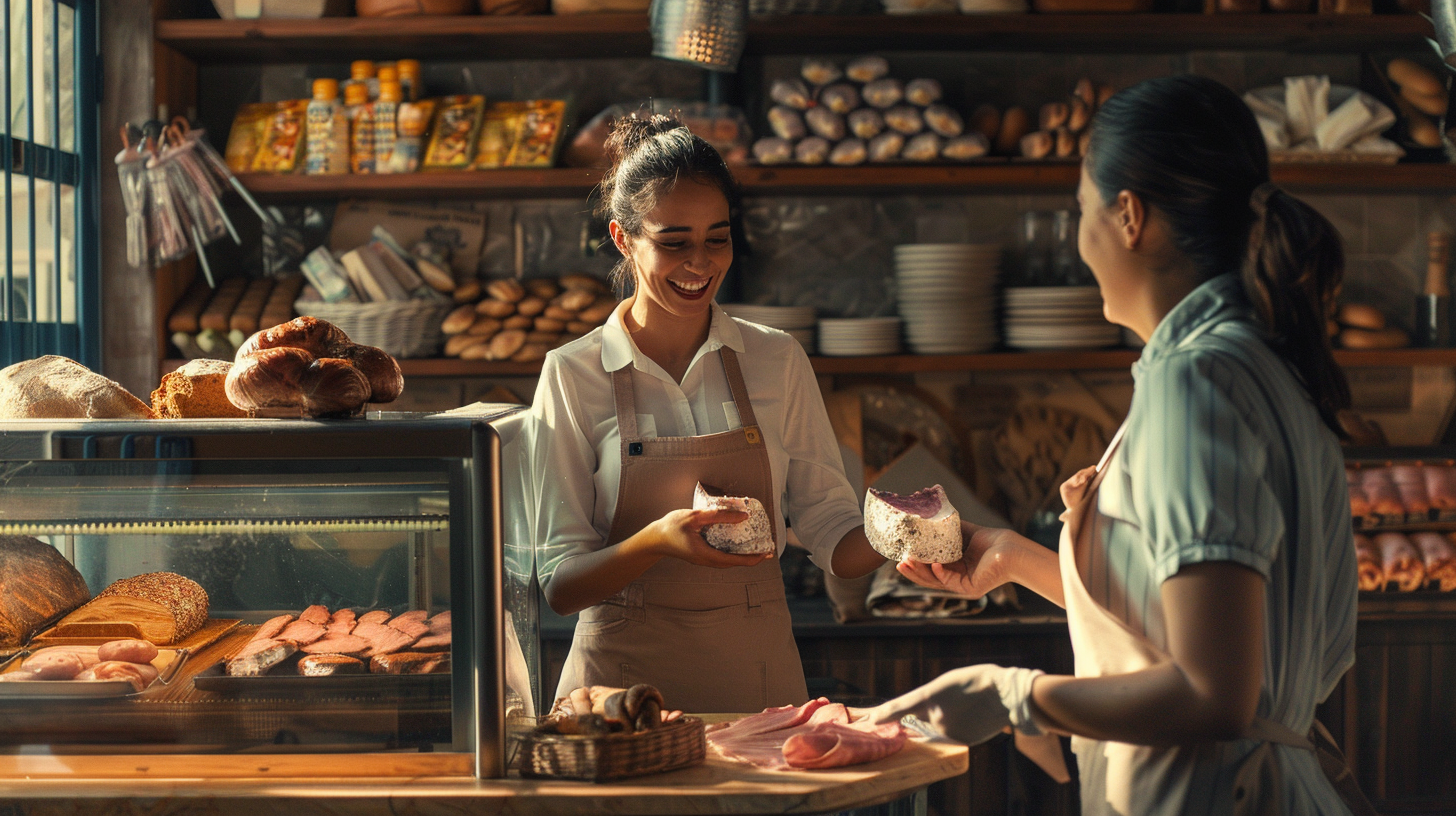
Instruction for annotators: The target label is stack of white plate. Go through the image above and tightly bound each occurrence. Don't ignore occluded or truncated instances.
[894,243,1000,354]
[721,304,816,354]
[1002,286,1122,350]
[817,317,902,356]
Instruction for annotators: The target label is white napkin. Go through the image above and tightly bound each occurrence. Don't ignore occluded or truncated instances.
[1285,75,1330,146]
[1317,92,1397,151]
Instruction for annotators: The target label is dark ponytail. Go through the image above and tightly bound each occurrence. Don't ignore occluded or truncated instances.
[1086,75,1350,437]
[596,111,742,295]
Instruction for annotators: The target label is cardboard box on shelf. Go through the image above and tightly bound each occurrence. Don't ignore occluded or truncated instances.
[329,200,487,278]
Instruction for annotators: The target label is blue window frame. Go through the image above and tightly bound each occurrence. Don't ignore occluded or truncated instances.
[2,0,99,368]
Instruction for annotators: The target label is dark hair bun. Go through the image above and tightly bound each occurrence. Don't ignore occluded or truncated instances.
[604,112,686,166]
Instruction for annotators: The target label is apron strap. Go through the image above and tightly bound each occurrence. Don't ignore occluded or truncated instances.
[719,347,760,429]
[610,365,639,448]
[1244,716,1315,750]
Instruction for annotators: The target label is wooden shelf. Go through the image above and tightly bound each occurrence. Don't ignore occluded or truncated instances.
[367,347,1456,378]
[236,162,1456,202]
[155,14,1432,64]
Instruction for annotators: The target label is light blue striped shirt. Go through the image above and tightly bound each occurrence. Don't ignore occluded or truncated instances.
[1076,274,1357,815]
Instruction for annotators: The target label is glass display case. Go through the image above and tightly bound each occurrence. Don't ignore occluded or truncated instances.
[0,410,536,780]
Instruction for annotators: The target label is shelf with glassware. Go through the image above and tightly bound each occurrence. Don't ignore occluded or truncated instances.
[153,13,1433,64]
[160,349,1456,380]
[233,162,1456,202]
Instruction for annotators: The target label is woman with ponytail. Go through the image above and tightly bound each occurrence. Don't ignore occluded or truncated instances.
[529,113,883,713]
[874,76,1368,815]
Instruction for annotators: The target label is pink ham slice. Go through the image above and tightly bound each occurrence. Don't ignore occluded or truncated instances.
[413,633,451,651]
[708,699,907,771]
[391,610,428,626]
[252,615,294,642]
[277,619,327,646]
[427,611,451,632]
[352,621,419,657]
[329,609,357,629]
[782,722,907,769]
[299,604,331,625]
[301,634,371,656]
[357,610,391,625]
[387,616,430,639]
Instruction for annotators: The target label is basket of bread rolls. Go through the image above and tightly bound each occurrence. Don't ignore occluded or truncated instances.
[520,684,704,782]
[441,274,618,363]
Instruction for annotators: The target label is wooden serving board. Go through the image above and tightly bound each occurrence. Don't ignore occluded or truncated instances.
[29,618,240,651]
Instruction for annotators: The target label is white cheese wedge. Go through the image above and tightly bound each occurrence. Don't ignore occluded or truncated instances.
[863,484,963,563]
[693,482,775,555]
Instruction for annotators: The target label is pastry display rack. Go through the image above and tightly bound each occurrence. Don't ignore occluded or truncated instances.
[0,412,534,781]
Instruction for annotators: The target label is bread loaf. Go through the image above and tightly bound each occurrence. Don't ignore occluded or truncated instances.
[0,536,91,647]
[475,299,516,319]
[150,359,249,419]
[1337,303,1387,330]
[467,317,504,337]
[0,356,153,419]
[229,278,276,334]
[65,572,208,645]
[167,278,216,335]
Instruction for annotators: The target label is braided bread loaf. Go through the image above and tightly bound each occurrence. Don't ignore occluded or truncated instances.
[226,317,403,416]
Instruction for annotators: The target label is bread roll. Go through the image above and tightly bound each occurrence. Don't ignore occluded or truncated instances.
[535,317,567,333]
[486,279,525,303]
[452,280,482,304]
[848,109,885,140]
[1078,130,1092,158]
[801,58,842,86]
[150,359,248,419]
[770,79,814,110]
[805,108,847,141]
[578,299,617,324]
[1039,101,1069,131]
[199,277,247,333]
[229,277,276,334]
[924,105,964,138]
[167,278,216,334]
[868,132,904,162]
[66,572,208,645]
[1068,97,1091,133]
[227,347,372,415]
[512,343,552,363]
[863,79,904,110]
[942,134,989,160]
[0,536,91,648]
[995,107,1031,155]
[467,317,504,337]
[414,257,455,293]
[767,107,807,141]
[1388,58,1445,100]
[557,289,597,312]
[1338,303,1386,330]
[829,139,868,166]
[1073,78,1096,110]
[526,279,560,300]
[503,315,533,330]
[566,320,596,334]
[845,55,889,83]
[884,106,924,135]
[819,84,861,115]
[488,330,527,361]
[259,275,306,332]
[905,78,943,107]
[460,343,494,360]
[559,274,608,294]
[474,299,515,319]
[0,356,152,419]
[525,330,561,345]
[515,296,547,318]
[753,137,793,165]
[442,305,477,334]
[1020,131,1054,159]
[445,334,488,356]
[1340,327,1409,350]
[970,105,1001,141]
[1055,127,1076,158]
[543,305,577,321]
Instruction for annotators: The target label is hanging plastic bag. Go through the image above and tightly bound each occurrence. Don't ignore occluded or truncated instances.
[115,124,150,268]
[171,116,281,239]
[142,125,193,269]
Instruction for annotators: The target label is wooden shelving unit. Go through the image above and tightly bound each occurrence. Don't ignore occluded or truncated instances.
[158,347,1456,379]
[154,13,1432,64]
[235,162,1456,202]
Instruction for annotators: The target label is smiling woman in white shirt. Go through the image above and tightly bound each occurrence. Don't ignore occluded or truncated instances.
[528,113,884,714]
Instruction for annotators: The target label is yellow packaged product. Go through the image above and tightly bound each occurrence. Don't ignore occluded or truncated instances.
[423,95,486,171]
[250,100,309,173]
[383,99,435,174]
[224,102,278,174]
[473,101,529,170]
[507,99,568,168]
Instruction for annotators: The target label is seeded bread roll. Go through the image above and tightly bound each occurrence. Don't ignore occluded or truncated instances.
[65,572,209,645]
[0,536,91,648]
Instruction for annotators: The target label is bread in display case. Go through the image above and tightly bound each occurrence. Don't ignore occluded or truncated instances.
[0,410,536,780]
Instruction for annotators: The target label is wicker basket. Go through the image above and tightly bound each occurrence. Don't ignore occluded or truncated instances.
[294,298,455,359]
[518,716,707,782]
[749,0,878,14]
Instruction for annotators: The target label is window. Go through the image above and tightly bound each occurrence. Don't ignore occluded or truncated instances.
[2,0,98,368]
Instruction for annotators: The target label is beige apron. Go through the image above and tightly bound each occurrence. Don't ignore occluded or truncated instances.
[1056,425,1373,815]
[555,347,809,714]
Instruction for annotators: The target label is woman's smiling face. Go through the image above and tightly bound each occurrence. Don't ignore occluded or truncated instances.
[614,178,732,322]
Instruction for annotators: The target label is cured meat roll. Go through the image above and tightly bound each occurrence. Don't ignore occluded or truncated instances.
[1361,468,1405,524]
[1389,465,1432,522]
[1424,464,1456,519]
[1347,469,1370,521]
[1375,532,1426,592]
[1418,533,1456,591]
[1354,534,1385,592]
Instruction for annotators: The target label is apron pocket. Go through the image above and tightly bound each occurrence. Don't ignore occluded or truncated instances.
[648,603,744,629]
[573,606,634,637]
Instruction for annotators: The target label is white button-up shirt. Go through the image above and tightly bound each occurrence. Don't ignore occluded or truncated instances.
[527,301,864,586]
[1079,274,1357,815]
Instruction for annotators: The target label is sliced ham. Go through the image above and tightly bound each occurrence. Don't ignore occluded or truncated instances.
[301,634,371,656]
[326,621,356,636]
[783,721,907,769]
[357,610,391,625]
[387,615,430,639]
[391,610,428,626]
[413,633,451,651]
[708,699,907,771]
[298,604,331,625]
[252,614,294,642]
[427,611,451,633]
[277,619,327,646]
[77,660,159,692]
[353,621,419,657]
[329,609,357,630]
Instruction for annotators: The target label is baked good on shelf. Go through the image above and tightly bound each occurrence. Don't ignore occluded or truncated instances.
[65,571,209,645]
[150,359,249,419]
[0,535,92,647]
[226,316,403,416]
[0,356,153,420]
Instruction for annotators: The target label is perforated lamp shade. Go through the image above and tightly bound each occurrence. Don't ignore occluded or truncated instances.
[649,0,748,73]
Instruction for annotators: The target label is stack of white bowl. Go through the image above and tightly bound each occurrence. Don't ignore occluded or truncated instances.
[1002,286,1121,349]
[817,317,902,356]
[721,304,816,354]
[894,243,1000,354]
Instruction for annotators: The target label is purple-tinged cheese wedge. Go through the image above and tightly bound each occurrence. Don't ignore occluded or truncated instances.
[864,485,963,563]
[693,482,775,555]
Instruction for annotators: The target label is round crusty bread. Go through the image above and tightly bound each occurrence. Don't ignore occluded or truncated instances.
[0,356,153,420]
[0,535,91,647]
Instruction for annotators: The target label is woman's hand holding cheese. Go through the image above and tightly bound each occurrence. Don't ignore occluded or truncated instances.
[896,520,1063,607]
[648,507,769,569]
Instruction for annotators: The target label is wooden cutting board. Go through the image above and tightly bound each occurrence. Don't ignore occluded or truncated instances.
[28,618,240,651]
